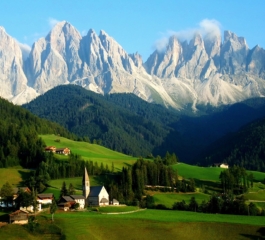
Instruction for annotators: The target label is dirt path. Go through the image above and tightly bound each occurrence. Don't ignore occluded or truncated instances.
[101,208,146,215]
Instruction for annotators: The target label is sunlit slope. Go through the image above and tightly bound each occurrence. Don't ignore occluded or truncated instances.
[0,168,31,187]
[40,134,138,170]
[173,163,265,182]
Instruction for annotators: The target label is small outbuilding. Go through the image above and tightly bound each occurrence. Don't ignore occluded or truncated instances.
[9,210,28,224]
[112,199,119,206]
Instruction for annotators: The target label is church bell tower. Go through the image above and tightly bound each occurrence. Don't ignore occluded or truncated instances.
[83,167,90,200]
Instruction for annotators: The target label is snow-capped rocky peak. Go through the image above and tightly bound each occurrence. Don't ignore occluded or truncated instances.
[0,23,265,111]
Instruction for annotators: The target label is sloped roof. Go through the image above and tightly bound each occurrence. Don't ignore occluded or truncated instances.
[100,198,109,203]
[70,195,85,200]
[113,198,119,203]
[88,186,103,197]
[62,196,74,202]
[9,210,28,216]
[37,193,53,199]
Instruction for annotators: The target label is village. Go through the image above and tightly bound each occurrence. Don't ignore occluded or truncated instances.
[0,143,131,225]
[0,165,119,224]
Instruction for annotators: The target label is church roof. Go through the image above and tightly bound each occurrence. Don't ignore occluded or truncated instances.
[83,167,89,183]
[88,186,104,197]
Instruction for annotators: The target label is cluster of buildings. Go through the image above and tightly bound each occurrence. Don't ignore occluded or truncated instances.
[1,168,119,224]
[44,146,71,155]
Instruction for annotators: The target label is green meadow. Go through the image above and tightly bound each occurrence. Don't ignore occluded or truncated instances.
[173,163,223,181]
[1,210,264,240]
[40,134,138,170]
[0,168,32,187]
[152,192,210,208]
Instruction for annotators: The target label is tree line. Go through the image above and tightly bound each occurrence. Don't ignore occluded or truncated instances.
[0,97,76,168]
[171,194,264,216]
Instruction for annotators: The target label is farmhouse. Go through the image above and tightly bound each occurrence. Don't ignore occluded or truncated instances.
[9,210,28,224]
[37,193,54,204]
[58,195,86,210]
[0,187,31,208]
[44,146,71,155]
[44,146,56,153]
[83,167,109,206]
[55,148,71,155]
[213,163,229,169]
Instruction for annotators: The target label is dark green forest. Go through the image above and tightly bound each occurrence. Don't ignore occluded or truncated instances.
[22,85,180,157]
[22,85,265,166]
[0,97,75,168]
[200,117,265,171]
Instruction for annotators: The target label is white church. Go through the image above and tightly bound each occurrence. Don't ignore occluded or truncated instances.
[83,167,109,206]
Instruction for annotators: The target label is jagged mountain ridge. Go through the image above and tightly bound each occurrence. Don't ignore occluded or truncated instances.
[0,21,265,109]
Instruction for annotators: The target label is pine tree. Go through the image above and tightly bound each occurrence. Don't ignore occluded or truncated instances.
[68,183,75,195]
[60,181,68,197]
[50,198,57,221]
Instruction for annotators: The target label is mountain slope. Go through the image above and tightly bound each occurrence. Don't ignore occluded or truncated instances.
[0,21,265,111]
[198,116,265,171]
[0,96,74,168]
[22,85,180,157]
[22,85,265,163]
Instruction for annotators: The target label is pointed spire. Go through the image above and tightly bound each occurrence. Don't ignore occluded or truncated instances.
[83,167,89,183]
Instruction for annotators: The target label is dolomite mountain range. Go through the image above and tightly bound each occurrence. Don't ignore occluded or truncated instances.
[0,21,265,110]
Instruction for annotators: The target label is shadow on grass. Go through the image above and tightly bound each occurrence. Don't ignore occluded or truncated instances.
[257,227,265,237]
[0,212,9,222]
[18,170,33,186]
[194,179,222,193]
[240,234,261,240]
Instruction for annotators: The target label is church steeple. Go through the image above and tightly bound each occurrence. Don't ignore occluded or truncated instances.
[83,167,90,199]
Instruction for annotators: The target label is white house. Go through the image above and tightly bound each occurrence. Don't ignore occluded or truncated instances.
[69,195,86,209]
[83,167,109,206]
[220,163,229,169]
[37,193,54,204]
[112,198,119,206]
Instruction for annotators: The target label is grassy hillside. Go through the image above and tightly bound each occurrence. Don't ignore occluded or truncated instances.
[173,163,265,182]
[1,210,264,240]
[40,134,138,170]
[173,163,222,181]
[151,192,210,208]
[0,168,32,187]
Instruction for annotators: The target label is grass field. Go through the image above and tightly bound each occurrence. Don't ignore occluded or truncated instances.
[2,209,264,240]
[245,190,265,201]
[0,168,32,188]
[40,134,138,170]
[151,192,210,208]
[172,163,222,181]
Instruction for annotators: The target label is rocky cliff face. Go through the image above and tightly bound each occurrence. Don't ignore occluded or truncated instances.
[0,21,265,110]
[0,27,37,104]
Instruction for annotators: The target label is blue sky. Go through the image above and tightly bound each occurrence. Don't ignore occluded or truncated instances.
[0,0,264,61]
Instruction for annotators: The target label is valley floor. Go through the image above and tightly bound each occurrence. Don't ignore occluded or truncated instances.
[1,209,265,240]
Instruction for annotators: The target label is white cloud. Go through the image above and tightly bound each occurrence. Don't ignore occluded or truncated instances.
[81,30,87,36]
[154,19,222,52]
[17,41,31,60]
[48,17,60,28]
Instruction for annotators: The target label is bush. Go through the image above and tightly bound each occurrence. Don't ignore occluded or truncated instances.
[155,204,168,210]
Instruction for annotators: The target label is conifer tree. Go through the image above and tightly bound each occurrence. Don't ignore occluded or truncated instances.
[68,183,75,195]
[60,181,68,197]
